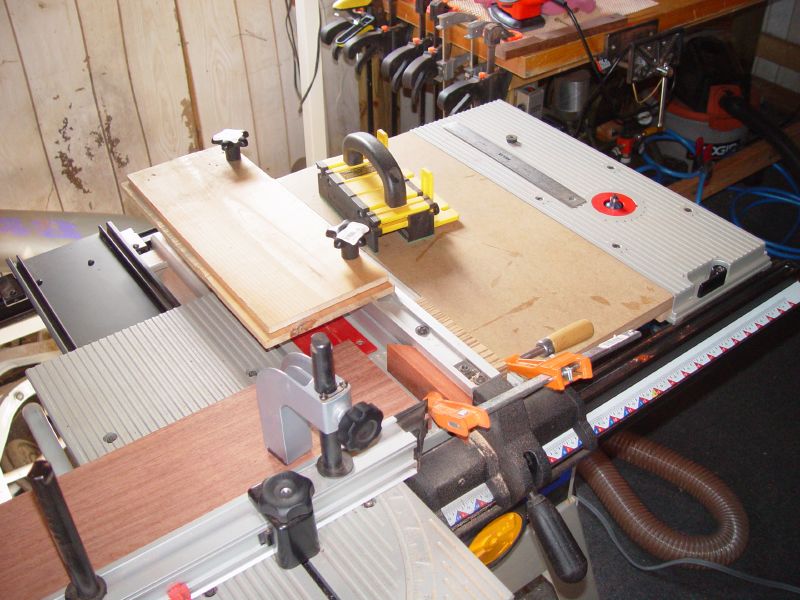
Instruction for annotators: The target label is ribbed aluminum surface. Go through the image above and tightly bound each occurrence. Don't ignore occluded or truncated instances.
[27,295,285,464]
[216,483,511,599]
[414,101,770,321]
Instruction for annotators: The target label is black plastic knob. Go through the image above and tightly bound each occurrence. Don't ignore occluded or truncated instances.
[337,402,383,452]
[255,471,315,525]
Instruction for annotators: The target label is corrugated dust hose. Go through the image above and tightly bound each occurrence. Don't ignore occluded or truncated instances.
[576,431,749,565]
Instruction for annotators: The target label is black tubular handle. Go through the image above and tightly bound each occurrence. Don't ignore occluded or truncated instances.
[311,333,337,395]
[342,132,406,208]
[527,492,588,584]
[29,460,107,599]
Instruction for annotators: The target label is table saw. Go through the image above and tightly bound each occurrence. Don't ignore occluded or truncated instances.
[0,101,797,600]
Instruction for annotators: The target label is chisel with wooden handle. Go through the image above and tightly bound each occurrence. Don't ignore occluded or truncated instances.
[521,319,594,359]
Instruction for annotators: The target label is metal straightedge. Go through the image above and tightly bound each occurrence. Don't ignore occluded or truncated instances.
[46,420,416,600]
[443,121,587,208]
[348,283,500,393]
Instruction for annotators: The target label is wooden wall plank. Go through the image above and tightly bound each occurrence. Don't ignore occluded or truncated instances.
[7,0,122,212]
[76,0,151,205]
[271,3,307,170]
[0,2,60,211]
[234,0,291,176]
[117,0,199,165]
[175,0,259,165]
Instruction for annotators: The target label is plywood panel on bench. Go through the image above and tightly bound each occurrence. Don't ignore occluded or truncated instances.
[128,148,392,348]
[0,342,416,600]
[281,133,671,359]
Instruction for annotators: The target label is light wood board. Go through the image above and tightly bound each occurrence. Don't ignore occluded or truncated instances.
[281,132,672,359]
[0,342,417,600]
[128,148,392,348]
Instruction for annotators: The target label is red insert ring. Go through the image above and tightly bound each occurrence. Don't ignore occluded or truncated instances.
[592,192,637,216]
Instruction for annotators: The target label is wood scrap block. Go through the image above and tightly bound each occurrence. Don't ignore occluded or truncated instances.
[388,344,473,405]
[0,342,416,600]
[127,148,393,349]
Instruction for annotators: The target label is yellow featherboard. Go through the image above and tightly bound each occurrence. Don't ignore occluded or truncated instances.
[329,161,459,235]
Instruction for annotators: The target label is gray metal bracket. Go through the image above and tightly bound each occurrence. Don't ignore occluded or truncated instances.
[256,352,352,464]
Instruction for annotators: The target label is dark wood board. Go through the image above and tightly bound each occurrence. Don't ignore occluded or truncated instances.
[0,342,416,600]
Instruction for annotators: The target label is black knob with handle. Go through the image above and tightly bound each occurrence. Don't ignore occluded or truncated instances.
[249,471,320,570]
[527,492,588,584]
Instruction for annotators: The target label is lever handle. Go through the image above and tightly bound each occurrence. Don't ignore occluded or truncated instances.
[29,460,107,599]
[342,132,407,208]
[311,333,337,395]
[526,492,588,583]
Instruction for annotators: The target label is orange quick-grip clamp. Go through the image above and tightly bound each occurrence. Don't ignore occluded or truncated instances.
[504,352,593,391]
[425,392,490,438]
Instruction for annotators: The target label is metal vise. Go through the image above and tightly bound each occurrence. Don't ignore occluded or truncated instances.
[256,333,383,477]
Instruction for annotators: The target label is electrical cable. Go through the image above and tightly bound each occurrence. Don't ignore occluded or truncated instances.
[551,0,603,84]
[728,186,800,260]
[572,52,624,138]
[631,78,663,105]
[638,127,800,258]
[575,494,800,595]
[285,0,324,110]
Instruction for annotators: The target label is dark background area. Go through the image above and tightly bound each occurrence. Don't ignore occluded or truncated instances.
[575,204,800,599]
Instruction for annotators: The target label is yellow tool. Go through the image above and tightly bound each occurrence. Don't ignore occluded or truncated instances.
[425,392,489,439]
[318,130,458,253]
[521,319,594,359]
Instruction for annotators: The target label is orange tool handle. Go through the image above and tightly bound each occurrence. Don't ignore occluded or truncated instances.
[504,352,593,391]
[426,392,490,438]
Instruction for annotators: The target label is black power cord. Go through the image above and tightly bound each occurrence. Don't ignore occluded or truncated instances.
[576,494,800,596]
[551,0,603,84]
[284,0,323,111]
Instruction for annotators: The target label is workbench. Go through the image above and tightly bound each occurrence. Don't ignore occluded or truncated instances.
[393,0,764,79]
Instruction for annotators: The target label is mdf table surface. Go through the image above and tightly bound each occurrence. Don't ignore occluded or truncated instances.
[281,131,672,362]
[0,342,416,600]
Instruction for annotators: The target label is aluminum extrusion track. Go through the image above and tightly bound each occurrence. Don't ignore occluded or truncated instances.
[27,294,285,464]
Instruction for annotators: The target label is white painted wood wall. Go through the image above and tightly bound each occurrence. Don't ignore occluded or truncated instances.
[0,0,360,214]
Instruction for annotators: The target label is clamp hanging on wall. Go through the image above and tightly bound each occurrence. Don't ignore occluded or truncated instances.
[437,23,514,116]
[317,130,459,255]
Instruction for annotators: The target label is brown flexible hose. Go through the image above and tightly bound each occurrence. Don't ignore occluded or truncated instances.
[576,430,749,565]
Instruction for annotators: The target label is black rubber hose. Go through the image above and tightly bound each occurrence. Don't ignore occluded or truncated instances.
[577,430,749,565]
[719,93,800,185]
